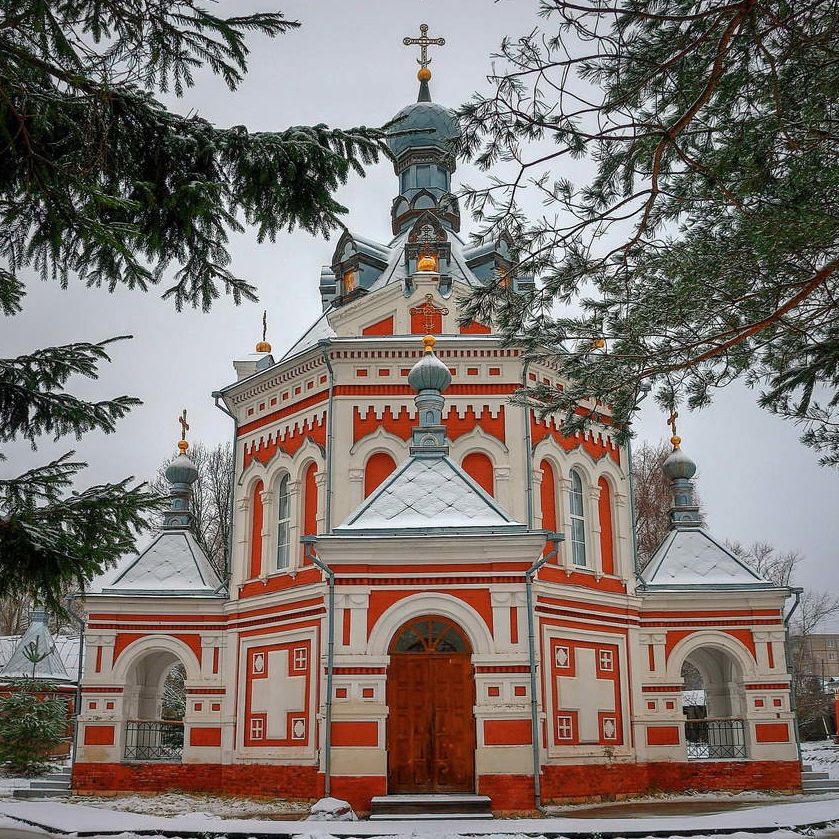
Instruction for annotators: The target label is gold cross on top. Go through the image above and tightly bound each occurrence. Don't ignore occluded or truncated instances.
[403,23,445,69]
[178,409,189,442]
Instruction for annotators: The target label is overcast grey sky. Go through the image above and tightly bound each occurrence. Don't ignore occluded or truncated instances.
[4,0,837,618]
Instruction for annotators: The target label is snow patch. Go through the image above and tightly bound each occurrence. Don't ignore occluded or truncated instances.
[306,796,357,821]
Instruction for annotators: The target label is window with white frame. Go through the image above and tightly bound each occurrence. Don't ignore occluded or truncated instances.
[276,474,291,570]
[569,469,587,566]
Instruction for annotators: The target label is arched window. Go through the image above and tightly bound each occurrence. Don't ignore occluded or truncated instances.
[276,474,290,570]
[249,480,264,579]
[302,463,318,562]
[540,460,558,558]
[598,477,615,575]
[569,469,587,567]
[540,460,558,532]
[462,452,494,496]
[364,452,397,498]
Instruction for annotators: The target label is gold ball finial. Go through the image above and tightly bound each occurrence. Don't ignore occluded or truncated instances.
[177,409,190,454]
[667,409,681,450]
[422,334,436,354]
[417,252,438,272]
[256,309,272,353]
[417,66,432,82]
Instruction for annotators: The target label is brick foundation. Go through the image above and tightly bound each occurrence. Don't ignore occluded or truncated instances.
[540,760,801,803]
[330,775,387,813]
[74,759,801,813]
[72,763,323,801]
[478,773,536,814]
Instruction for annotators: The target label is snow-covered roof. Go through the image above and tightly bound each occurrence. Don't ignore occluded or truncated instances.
[281,309,337,360]
[334,455,526,536]
[0,635,81,676]
[0,611,77,683]
[640,528,774,591]
[280,227,487,363]
[96,530,224,597]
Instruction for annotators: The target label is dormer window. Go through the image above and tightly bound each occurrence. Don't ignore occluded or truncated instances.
[343,269,358,294]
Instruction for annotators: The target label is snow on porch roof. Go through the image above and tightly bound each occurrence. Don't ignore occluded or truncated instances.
[640,527,775,591]
[333,455,527,536]
[96,530,224,597]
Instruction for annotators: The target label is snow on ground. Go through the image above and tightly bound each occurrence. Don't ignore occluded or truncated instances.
[805,739,839,777]
[3,796,839,839]
[70,791,309,819]
[1,742,838,837]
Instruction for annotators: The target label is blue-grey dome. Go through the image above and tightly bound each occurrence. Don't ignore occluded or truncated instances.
[663,447,697,480]
[386,101,460,159]
[408,350,452,393]
[165,452,199,486]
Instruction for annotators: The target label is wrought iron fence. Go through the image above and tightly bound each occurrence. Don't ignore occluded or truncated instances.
[123,720,184,762]
[685,717,746,760]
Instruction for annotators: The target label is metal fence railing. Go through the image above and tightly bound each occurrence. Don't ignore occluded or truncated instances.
[685,717,747,760]
[123,720,184,762]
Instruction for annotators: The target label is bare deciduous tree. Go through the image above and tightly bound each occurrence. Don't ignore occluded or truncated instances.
[632,439,702,567]
[729,541,839,738]
[152,441,233,579]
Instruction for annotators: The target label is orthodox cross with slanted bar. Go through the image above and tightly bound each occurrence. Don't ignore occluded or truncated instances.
[179,409,189,442]
[411,293,449,333]
[403,23,445,69]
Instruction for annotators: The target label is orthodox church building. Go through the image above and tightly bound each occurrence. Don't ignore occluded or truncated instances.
[73,35,801,814]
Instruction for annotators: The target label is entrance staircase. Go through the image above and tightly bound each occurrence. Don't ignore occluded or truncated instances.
[369,794,493,820]
[13,765,72,799]
[801,763,839,795]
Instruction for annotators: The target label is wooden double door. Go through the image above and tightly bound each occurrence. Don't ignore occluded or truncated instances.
[386,616,475,793]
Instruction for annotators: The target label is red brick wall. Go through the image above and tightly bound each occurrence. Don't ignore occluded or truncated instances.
[541,760,801,802]
[330,775,387,812]
[73,760,801,812]
[72,763,323,800]
[479,773,535,813]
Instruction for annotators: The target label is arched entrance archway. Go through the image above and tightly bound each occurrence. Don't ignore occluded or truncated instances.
[681,644,748,759]
[122,649,187,762]
[387,616,475,793]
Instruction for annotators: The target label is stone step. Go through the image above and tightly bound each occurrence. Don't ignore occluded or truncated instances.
[13,788,70,799]
[370,794,493,820]
[29,779,71,789]
[802,779,839,793]
[37,770,72,782]
[802,770,830,781]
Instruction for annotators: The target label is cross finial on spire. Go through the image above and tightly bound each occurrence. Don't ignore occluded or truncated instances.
[178,409,190,454]
[256,309,272,353]
[404,23,445,71]
[667,410,681,450]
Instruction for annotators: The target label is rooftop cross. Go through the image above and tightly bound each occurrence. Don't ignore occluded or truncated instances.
[178,408,190,454]
[667,410,681,450]
[178,409,189,441]
[403,23,445,71]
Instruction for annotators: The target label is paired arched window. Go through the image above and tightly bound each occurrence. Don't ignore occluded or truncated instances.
[568,469,587,567]
[598,476,615,575]
[539,459,558,558]
[249,480,264,579]
[462,451,494,496]
[276,474,291,570]
[364,452,397,498]
[302,463,318,562]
